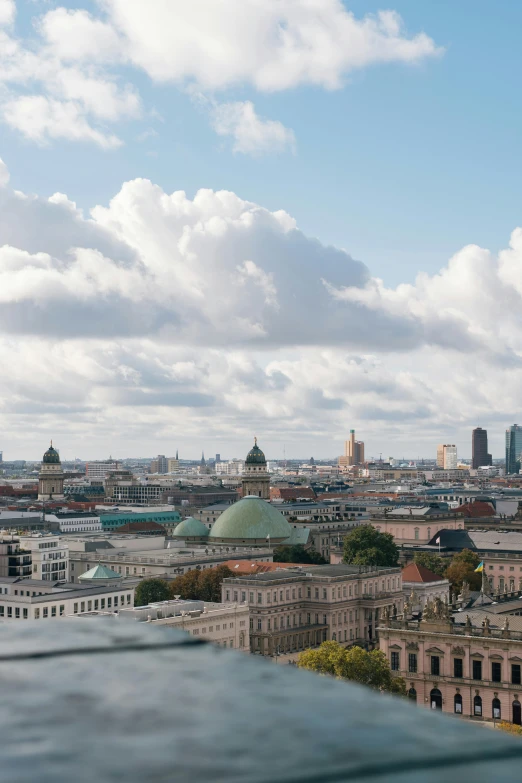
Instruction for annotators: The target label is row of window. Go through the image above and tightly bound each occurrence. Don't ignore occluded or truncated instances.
[410,687,510,719]
[73,593,132,613]
[391,652,522,685]
[227,581,398,605]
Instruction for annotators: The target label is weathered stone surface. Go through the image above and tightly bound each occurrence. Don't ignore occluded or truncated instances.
[1,619,522,782]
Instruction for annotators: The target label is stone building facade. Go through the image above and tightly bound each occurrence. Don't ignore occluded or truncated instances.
[379,610,522,724]
[370,507,465,545]
[222,564,403,656]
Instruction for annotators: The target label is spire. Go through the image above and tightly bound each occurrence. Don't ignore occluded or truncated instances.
[176,449,178,460]
[254,436,257,446]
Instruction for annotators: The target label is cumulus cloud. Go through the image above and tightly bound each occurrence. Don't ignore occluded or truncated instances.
[0,1,440,149]
[0,165,521,459]
[104,0,441,90]
[210,100,295,155]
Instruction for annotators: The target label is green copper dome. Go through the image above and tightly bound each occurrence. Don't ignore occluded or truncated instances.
[78,564,121,581]
[172,517,209,538]
[42,444,61,464]
[246,438,266,465]
[209,496,291,544]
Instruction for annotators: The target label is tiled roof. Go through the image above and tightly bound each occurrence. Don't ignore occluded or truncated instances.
[455,501,495,518]
[222,560,309,574]
[402,562,446,583]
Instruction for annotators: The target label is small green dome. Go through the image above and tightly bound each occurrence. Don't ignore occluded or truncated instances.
[172,517,209,538]
[43,444,61,464]
[246,438,266,465]
[209,496,291,544]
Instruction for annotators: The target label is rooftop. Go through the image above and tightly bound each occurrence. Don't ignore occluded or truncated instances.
[2,620,522,782]
[225,564,400,584]
[401,563,447,583]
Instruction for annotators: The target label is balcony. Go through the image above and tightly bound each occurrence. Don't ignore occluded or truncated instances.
[1,620,522,782]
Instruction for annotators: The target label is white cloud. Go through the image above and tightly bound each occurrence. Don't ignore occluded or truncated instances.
[0,0,14,27]
[211,100,295,155]
[0,157,9,186]
[2,164,520,459]
[0,1,440,149]
[105,0,441,90]
[2,95,124,148]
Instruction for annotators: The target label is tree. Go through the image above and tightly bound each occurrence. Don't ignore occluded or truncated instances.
[444,549,482,592]
[134,578,170,606]
[168,565,234,602]
[413,552,447,577]
[273,545,327,564]
[343,525,399,567]
[298,641,406,695]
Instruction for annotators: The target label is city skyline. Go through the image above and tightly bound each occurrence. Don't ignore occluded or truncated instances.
[2,2,522,457]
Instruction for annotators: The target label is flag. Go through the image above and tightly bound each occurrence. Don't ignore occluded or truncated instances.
[475,562,484,573]
[435,537,440,544]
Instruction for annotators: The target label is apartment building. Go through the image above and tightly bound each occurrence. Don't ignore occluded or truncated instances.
[0,536,32,578]
[222,564,403,656]
[21,533,69,581]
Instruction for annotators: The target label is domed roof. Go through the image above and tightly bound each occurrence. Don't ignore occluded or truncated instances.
[172,517,209,538]
[209,496,291,544]
[42,443,61,464]
[246,437,266,465]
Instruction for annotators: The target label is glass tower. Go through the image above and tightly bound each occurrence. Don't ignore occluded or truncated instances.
[505,425,522,474]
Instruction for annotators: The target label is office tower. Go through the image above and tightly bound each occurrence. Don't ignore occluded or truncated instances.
[343,430,365,465]
[436,444,445,468]
[506,425,522,474]
[472,428,489,469]
[215,453,221,463]
[150,455,168,474]
[443,445,457,470]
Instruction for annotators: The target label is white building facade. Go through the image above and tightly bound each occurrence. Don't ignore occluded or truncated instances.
[21,534,69,581]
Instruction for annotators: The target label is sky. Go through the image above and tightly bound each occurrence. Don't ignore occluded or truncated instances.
[1,0,522,461]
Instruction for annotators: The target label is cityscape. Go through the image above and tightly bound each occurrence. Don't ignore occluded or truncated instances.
[3,0,522,779]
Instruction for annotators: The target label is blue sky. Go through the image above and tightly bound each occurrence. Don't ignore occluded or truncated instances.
[1,0,522,460]
[4,0,522,285]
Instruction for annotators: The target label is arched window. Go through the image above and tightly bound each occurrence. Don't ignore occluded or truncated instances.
[492,698,501,720]
[414,528,420,540]
[408,687,417,702]
[454,693,463,714]
[430,688,442,710]
[474,695,482,716]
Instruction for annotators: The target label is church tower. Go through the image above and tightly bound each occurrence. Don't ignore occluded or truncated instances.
[38,442,65,501]
[242,438,270,499]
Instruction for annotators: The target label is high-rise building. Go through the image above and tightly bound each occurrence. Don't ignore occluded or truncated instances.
[150,455,168,474]
[442,445,457,470]
[506,425,522,474]
[472,428,490,469]
[437,444,457,470]
[167,458,180,472]
[340,430,365,466]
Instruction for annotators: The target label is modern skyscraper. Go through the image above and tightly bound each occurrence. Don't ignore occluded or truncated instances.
[342,430,365,465]
[472,428,490,469]
[506,425,522,474]
[437,444,457,470]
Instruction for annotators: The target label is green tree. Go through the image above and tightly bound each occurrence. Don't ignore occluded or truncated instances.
[444,548,482,592]
[298,641,406,695]
[134,578,170,606]
[343,525,399,567]
[413,552,447,577]
[273,545,327,564]
[168,565,234,602]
